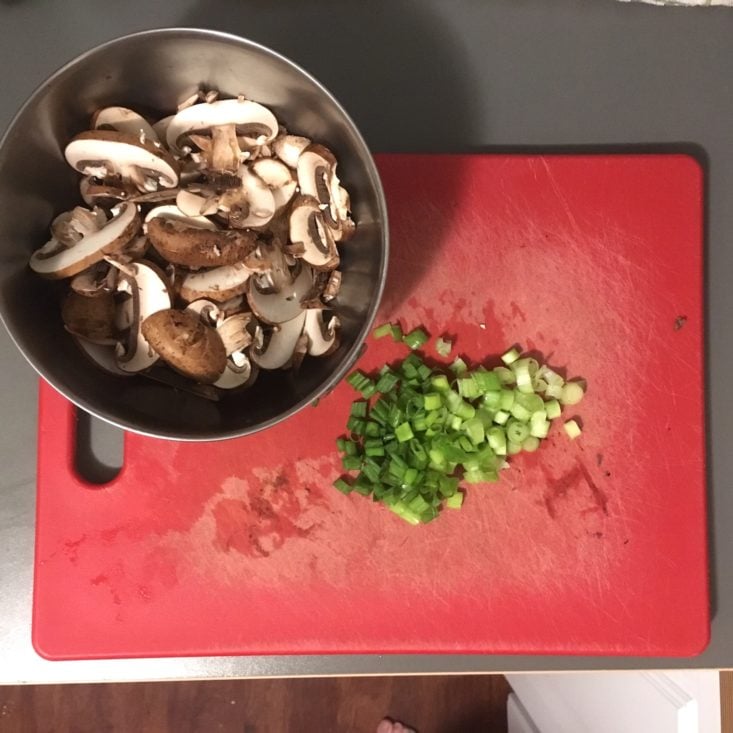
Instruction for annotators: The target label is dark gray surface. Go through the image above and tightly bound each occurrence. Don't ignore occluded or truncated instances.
[1,0,731,682]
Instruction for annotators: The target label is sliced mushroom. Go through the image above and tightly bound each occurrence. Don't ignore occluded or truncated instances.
[141,308,227,384]
[230,166,276,229]
[80,176,137,207]
[128,188,180,204]
[288,195,339,271]
[323,270,342,302]
[61,290,117,344]
[247,263,313,324]
[70,261,117,297]
[144,205,217,231]
[152,115,174,141]
[166,99,278,156]
[273,134,311,168]
[216,294,248,318]
[303,308,340,356]
[251,158,297,211]
[74,338,132,377]
[185,299,222,327]
[176,189,219,217]
[30,202,141,279]
[179,262,254,303]
[110,259,172,373]
[146,217,256,268]
[214,350,258,390]
[188,124,241,173]
[92,106,159,144]
[217,312,254,355]
[251,311,307,370]
[65,130,179,191]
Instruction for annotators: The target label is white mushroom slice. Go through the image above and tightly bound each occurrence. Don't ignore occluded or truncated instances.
[216,313,254,355]
[176,189,219,217]
[251,158,297,211]
[30,202,140,279]
[303,309,340,356]
[110,260,172,373]
[273,134,311,168]
[74,339,132,377]
[92,106,159,143]
[152,115,174,141]
[144,205,217,231]
[288,195,339,271]
[251,311,307,370]
[247,263,313,324]
[234,166,276,228]
[251,158,293,188]
[297,144,341,227]
[166,99,278,155]
[185,299,222,327]
[65,130,179,190]
[179,263,254,303]
[214,351,258,390]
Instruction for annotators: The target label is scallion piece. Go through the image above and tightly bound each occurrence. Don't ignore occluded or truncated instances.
[446,491,464,509]
[564,419,582,439]
[350,401,368,418]
[522,436,540,452]
[391,323,404,342]
[372,322,393,339]
[544,399,562,420]
[424,393,443,411]
[561,382,585,406]
[501,347,521,365]
[333,478,353,494]
[395,422,415,443]
[403,327,429,350]
[450,357,468,374]
[435,337,453,357]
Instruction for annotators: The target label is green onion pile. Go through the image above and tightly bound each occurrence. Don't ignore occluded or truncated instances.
[334,327,585,525]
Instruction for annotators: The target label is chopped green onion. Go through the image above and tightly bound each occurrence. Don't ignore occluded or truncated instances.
[521,436,540,452]
[561,382,585,406]
[545,399,562,420]
[342,455,362,470]
[494,367,516,385]
[506,420,530,444]
[350,401,368,418]
[435,337,453,357]
[391,323,404,342]
[333,478,353,494]
[493,410,510,425]
[403,327,429,350]
[501,347,521,365]
[564,419,582,439]
[372,322,393,339]
[395,422,415,443]
[487,426,507,455]
[424,393,443,411]
[545,383,564,400]
[336,343,586,525]
[450,357,468,374]
[446,492,464,509]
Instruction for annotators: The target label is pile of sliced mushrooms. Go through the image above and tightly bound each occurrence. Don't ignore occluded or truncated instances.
[29,90,352,396]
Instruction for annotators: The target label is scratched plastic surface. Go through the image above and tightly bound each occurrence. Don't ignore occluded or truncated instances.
[33,155,707,660]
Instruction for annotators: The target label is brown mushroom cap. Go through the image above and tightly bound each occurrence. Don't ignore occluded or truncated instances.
[141,308,227,384]
[146,217,258,268]
[61,291,117,344]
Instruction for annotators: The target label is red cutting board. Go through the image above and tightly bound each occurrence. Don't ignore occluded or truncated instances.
[33,154,707,660]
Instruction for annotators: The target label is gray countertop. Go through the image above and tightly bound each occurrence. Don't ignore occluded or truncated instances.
[1,0,732,683]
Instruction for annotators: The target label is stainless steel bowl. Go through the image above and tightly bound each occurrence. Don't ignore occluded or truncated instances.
[0,29,388,441]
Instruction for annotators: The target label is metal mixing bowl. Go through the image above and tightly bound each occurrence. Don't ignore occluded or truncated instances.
[0,29,388,440]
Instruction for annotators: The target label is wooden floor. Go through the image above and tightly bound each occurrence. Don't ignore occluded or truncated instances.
[0,675,510,733]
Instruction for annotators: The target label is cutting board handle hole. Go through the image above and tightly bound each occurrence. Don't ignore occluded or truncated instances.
[74,410,124,486]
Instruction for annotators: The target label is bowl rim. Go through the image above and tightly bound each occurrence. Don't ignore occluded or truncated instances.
[0,27,389,442]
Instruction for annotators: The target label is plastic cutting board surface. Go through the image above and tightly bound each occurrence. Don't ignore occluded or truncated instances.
[33,154,707,659]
